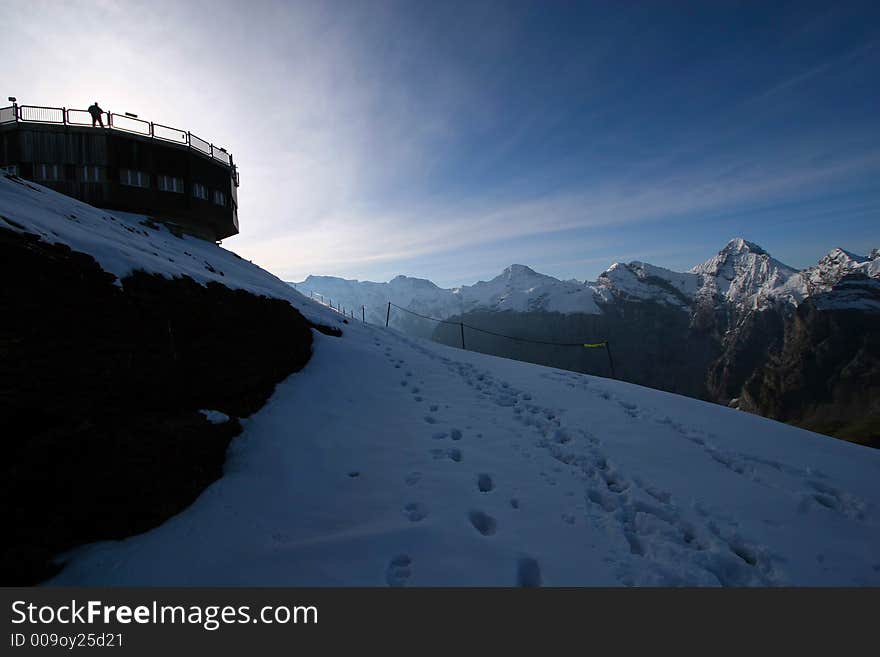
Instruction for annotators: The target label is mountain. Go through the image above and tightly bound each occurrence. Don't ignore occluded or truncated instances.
[296,238,879,322]
[596,261,698,309]
[737,275,880,442]
[690,238,799,311]
[295,263,602,335]
[295,239,880,444]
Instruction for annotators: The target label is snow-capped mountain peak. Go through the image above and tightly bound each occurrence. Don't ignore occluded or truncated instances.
[466,264,600,314]
[782,246,880,300]
[596,261,698,308]
[294,238,880,324]
[691,238,797,309]
[720,237,767,256]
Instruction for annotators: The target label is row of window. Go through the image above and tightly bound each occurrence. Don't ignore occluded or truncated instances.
[22,164,227,207]
[119,169,225,205]
[30,164,99,183]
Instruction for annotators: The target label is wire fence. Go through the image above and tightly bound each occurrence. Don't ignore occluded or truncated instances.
[294,284,616,378]
[386,303,615,378]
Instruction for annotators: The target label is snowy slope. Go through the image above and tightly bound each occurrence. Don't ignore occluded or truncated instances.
[0,174,332,327]
[4,174,878,586]
[597,261,699,309]
[48,322,880,586]
[463,264,602,314]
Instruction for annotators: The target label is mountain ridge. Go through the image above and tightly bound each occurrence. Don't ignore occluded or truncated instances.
[294,238,880,321]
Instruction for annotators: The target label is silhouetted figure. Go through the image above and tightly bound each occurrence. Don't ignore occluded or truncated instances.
[87,102,104,128]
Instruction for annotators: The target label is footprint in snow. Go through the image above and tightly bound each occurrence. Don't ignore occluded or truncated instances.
[403,502,427,522]
[469,511,497,536]
[477,473,494,492]
[386,555,412,587]
[517,558,542,587]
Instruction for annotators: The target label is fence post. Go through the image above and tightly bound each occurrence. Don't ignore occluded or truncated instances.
[362,305,365,323]
[460,322,466,350]
[385,302,391,327]
[62,107,67,125]
[605,341,616,379]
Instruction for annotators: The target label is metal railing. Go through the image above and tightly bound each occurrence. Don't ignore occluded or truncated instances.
[0,103,237,179]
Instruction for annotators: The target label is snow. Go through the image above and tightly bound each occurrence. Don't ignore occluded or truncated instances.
[296,264,603,322]
[465,264,602,314]
[297,273,462,325]
[0,174,332,327]
[4,173,880,586]
[295,239,880,324]
[596,261,698,309]
[199,410,231,425]
[691,237,800,309]
[811,277,880,313]
[48,324,880,586]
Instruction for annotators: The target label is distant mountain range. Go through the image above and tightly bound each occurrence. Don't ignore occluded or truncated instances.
[294,238,879,321]
[292,239,880,445]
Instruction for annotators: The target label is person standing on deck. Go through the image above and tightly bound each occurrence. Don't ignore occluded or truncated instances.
[87,102,105,127]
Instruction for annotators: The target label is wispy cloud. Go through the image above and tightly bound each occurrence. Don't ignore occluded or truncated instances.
[6,1,879,286]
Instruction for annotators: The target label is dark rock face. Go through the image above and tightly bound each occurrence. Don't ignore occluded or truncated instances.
[0,227,318,584]
[430,288,878,446]
[706,305,787,404]
[738,282,880,447]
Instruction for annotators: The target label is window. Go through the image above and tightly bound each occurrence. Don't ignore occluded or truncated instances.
[158,174,183,193]
[35,164,60,181]
[0,164,18,176]
[192,182,207,200]
[81,166,103,182]
[212,189,226,206]
[120,169,149,188]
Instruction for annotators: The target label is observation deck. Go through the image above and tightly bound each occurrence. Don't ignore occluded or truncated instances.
[0,103,240,241]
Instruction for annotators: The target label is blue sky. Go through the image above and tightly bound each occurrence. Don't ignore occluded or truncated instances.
[6,0,880,286]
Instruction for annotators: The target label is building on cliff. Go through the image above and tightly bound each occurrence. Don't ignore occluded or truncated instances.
[0,101,239,242]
